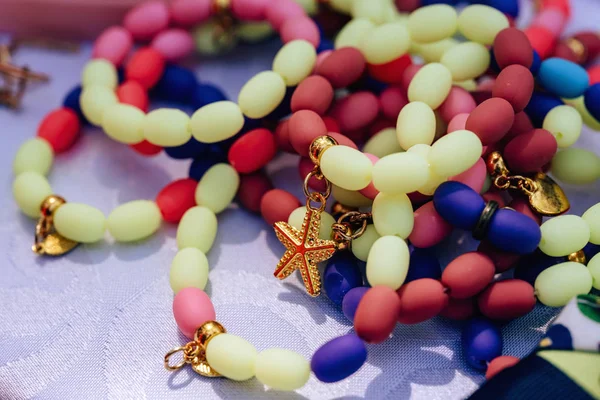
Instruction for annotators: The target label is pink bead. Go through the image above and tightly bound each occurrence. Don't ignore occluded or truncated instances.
[447,113,469,134]
[477,78,496,92]
[359,154,380,200]
[330,92,380,132]
[401,64,422,92]
[409,201,453,248]
[315,50,332,71]
[124,0,170,41]
[327,132,358,150]
[532,9,566,37]
[173,288,216,339]
[93,26,132,66]
[266,0,305,30]
[274,120,295,153]
[438,87,477,123]
[379,87,408,120]
[323,116,340,133]
[288,110,328,157]
[151,29,194,62]
[450,158,486,193]
[260,189,301,226]
[280,16,320,48]
[170,0,213,27]
[232,0,272,21]
[299,157,328,192]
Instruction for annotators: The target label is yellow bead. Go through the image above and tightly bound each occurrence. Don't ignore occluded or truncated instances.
[177,206,218,252]
[582,203,600,245]
[429,129,482,177]
[238,71,286,119]
[407,5,458,44]
[54,203,106,243]
[359,22,410,65]
[195,163,239,214]
[396,101,436,150]
[107,200,161,242]
[588,253,600,290]
[539,215,590,257]
[102,103,145,144]
[412,38,459,63]
[363,128,404,158]
[170,247,209,293]
[191,101,245,143]
[535,262,593,307]
[440,41,490,81]
[551,148,600,185]
[335,18,375,49]
[331,185,373,207]
[13,172,53,218]
[457,5,509,45]
[321,146,373,190]
[352,0,387,24]
[542,105,582,148]
[205,334,257,381]
[352,224,380,262]
[272,40,316,86]
[81,59,117,89]
[142,108,191,147]
[13,138,53,176]
[329,0,353,13]
[366,235,410,290]
[373,152,430,194]
[372,192,413,238]
[80,85,118,126]
[408,63,453,109]
[255,348,310,391]
[288,206,335,240]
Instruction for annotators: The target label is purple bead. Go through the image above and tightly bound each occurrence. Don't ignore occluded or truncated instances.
[311,334,367,383]
[487,208,541,254]
[462,318,503,370]
[405,248,441,283]
[514,251,564,286]
[323,253,363,306]
[342,286,369,322]
[433,181,486,230]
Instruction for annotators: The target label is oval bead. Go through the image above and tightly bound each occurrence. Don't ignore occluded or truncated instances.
[366,235,410,290]
[439,88,476,124]
[334,18,375,50]
[538,58,590,99]
[177,206,218,253]
[535,262,593,307]
[342,286,369,322]
[441,42,490,81]
[151,29,195,62]
[492,65,534,113]
[125,47,165,89]
[351,225,380,262]
[409,201,453,248]
[288,206,335,240]
[170,248,209,293]
[238,71,286,119]
[123,0,169,40]
[260,189,301,226]
[433,181,485,230]
[255,348,310,391]
[195,164,239,214]
[478,279,535,320]
[13,138,53,176]
[37,108,80,153]
[397,278,448,324]
[291,75,334,115]
[54,203,106,243]
[330,91,379,132]
[191,101,245,143]
[363,128,403,158]
[441,297,476,320]
[228,128,276,174]
[92,26,133,66]
[486,356,520,380]
[206,334,257,381]
[539,215,591,257]
[372,192,414,238]
[487,208,542,254]
[360,22,410,65]
[408,63,452,109]
[156,179,197,223]
[272,40,316,86]
[396,101,435,150]
[142,109,191,147]
[311,334,367,383]
[493,27,533,69]
[102,104,145,144]
[462,318,503,370]
[116,81,149,112]
[583,203,600,245]
[588,253,600,290]
[316,47,366,88]
[80,85,118,126]
[288,110,327,157]
[237,171,272,213]
[323,252,362,306]
[465,98,514,146]
[457,5,509,46]
[320,146,372,191]
[551,148,600,185]
[503,129,558,173]
[407,5,457,44]
[332,185,372,207]
[354,286,401,343]
[12,172,52,218]
[173,287,216,339]
[107,200,161,242]
[442,252,495,299]
[81,59,117,89]
[429,130,482,178]
[542,105,582,148]
[373,152,430,194]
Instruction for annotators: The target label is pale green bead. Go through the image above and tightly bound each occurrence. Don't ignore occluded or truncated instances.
[321,146,372,190]
[539,215,590,257]
[352,0,386,24]
[407,4,457,44]
[411,38,458,63]
[406,143,431,158]
[13,172,52,218]
[551,148,600,185]
[102,104,145,144]
[563,96,600,131]
[582,203,600,245]
[359,22,410,64]
[142,108,191,147]
[329,0,353,13]
[177,206,218,252]
[293,0,318,14]
[363,128,403,158]
[373,152,430,194]
[535,262,593,307]
[191,101,244,143]
[429,129,482,178]
[255,348,310,391]
[434,110,448,140]
[194,20,238,55]
[452,79,478,91]
[366,235,409,290]
[54,203,106,243]
[238,71,286,119]
[236,21,273,43]
[396,101,436,150]
[418,169,447,196]
[13,138,53,176]
[80,85,118,126]
[272,40,317,86]
[288,207,335,240]
[332,185,373,207]
[457,5,509,45]
[588,253,600,290]
[169,248,209,293]
[205,334,257,381]
[372,192,413,238]
[542,105,582,148]
[440,42,490,81]
[81,59,117,89]
[335,18,375,49]
[352,225,380,262]
[195,163,239,214]
[107,200,161,242]
[408,63,453,109]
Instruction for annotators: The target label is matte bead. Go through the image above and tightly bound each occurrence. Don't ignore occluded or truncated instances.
[538,58,590,99]
[206,334,257,381]
[367,54,412,84]
[260,189,301,226]
[291,75,334,115]
[288,110,327,157]
[405,248,442,282]
[466,98,514,145]
[486,356,520,380]
[487,209,542,254]
[191,83,228,109]
[237,172,273,213]
[117,81,149,112]
[525,92,563,127]
[177,206,218,253]
[156,179,198,223]
[492,65,534,113]
[440,297,476,320]
[323,252,363,306]
[535,262,593,307]
[12,172,52,218]
[255,348,310,391]
[409,201,453,248]
[151,29,195,62]
[188,151,226,181]
[195,163,239,214]
[462,318,503,370]
[107,200,161,242]
[539,215,590,257]
[153,65,197,103]
[170,248,209,293]
[62,85,87,123]
[493,28,533,69]
[442,252,495,299]
[342,286,369,322]
[584,83,600,121]
[503,129,557,173]
[125,48,165,89]
[93,26,133,66]
[172,287,216,339]
[13,138,53,176]
[315,47,366,88]
[478,279,535,320]
[228,128,276,174]
[54,203,106,243]
[397,278,449,324]
[354,286,401,343]
[130,140,162,156]
[311,334,367,383]
[433,181,485,231]
[513,251,564,286]
[330,91,379,132]
[366,235,410,290]
[123,0,169,40]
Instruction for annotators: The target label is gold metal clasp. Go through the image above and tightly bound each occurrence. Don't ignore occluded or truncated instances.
[33,195,79,256]
[331,211,371,251]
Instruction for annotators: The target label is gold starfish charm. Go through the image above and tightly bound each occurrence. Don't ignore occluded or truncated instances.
[273,207,338,297]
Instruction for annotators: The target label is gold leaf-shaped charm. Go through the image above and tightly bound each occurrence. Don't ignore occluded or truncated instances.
[33,232,79,256]
[191,354,221,378]
[528,172,570,216]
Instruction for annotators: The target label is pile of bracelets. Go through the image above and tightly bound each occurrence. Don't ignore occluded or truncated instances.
[10,0,600,393]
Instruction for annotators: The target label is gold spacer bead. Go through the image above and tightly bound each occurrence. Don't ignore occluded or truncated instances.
[567,249,587,265]
[566,38,587,63]
[309,135,338,165]
[194,320,227,348]
[40,195,66,216]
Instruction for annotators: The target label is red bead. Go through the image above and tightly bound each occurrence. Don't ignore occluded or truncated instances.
[330,91,380,132]
[395,0,420,13]
[322,116,340,133]
[228,128,277,174]
[379,87,408,121]
[260,189,301,226]
[354,286,401,343]
[125,47,165,89]
[315,47,366,88]
[588,65,600,85]
[540,0,570,18]
[288,110,328,157]
[440,297,476,320]
[367,54,412,84]
[237,171,273,213]
[493,28,533,69]
[466,98,515,146]
[503,129,557,173]
[524,26,556,60]
[442,252,496,299]
[156,178,198,223]
[492,65,534,113]
[505,111,534,141]
[486,356,520,380]
[396,279,449,324]
[37,107,80,153]
[478,279,536,320]
[291,75,334,115]
[117,80,149,112]
[327,132,358,149]
[553,41,579,63]
[299,157,327,192]
[130,140,163,156]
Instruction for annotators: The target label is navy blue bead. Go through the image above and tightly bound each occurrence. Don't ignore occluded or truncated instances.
[486,208,541,254]
[264,86,294,121]
[117,68,126,84]
[462,318,503,370]
[323,252,363,306]
[530,50,541,76]
[524,92,563,127]
[62,85,88,124]
[405,248,442,283]
[241,116,262,133]
[489,49,501,74]
[153,65,198,104]
[584,83,600,121]
[583,242,600,261]
[362,75,388,95]
[190,83,228,109]
[482,0,519,18]
[188,152,227,181]
[544,324,573,350]
[317,38,334,54]
[341,286,369,322]
[433,181,486,231]
[165,137,211,159]
[514,251,564,286]
[538,58,590,99]
[311,334,367,383]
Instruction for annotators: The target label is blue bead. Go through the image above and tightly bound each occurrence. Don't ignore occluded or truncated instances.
[421,0,458,4]
[584,83,600,121]
[241,116,262,133]
[486,208,541,254]
[264,86,294,121]
[341,286,369,322]
[525,92,563,127]
[165,137,211,159]
[405,248,442,283]
[538,58,590,99]
[530,50,541,76]
[544,324,573,350]
[323,253,363,306]
[153,65,198,104]
[188,151,226,181]
[190,83,228,109]
[433,181,486,231]
[117,68,126,84]
[583,242,600,261]
[317,38,334,54]
[311,334,367,383]
[62,85,88,124]
[489,49,501,74]
[462,318,503,370]
[362,75,388,95]
[514,251,564,286]
[482,0,519,17]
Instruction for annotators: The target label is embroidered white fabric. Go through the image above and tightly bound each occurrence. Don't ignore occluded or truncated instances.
[1,1,599,398]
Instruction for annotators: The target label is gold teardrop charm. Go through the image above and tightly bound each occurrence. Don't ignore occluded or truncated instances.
[527,172,570,216]
[33,195,79,256]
